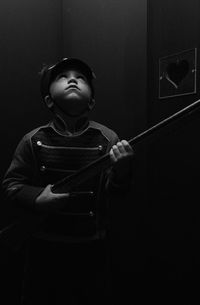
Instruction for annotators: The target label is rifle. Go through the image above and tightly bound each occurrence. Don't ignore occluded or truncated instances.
[1,99,200,251]
[51,98,200,193]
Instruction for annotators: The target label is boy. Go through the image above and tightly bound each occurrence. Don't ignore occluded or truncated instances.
[2,57,134,305]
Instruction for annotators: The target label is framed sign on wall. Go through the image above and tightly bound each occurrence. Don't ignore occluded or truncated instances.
[159,48,197,99]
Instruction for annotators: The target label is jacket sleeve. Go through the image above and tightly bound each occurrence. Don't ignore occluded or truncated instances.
[1,135,44,210]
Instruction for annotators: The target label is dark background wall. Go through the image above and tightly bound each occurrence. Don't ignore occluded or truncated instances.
[0,0,147,304]
[0,1,63,304]
[147,0,200,304]
[0,0,62,187]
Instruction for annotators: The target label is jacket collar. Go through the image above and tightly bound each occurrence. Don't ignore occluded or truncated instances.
[50,114,90,136]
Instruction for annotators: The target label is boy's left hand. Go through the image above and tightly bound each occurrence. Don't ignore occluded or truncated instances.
[109,140,134,182]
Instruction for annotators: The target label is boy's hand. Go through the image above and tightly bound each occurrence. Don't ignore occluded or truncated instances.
[35,184,69,212]
[109,140,134,182]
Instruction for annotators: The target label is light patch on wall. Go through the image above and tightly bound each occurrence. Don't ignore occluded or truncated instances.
[159,48,197,99]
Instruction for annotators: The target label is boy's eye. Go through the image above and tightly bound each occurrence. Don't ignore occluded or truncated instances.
[77,75,85,80]
[60,75,67,78]
[57,74,67,79]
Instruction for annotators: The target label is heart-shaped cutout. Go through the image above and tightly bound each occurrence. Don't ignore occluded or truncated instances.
[166,60,189,88]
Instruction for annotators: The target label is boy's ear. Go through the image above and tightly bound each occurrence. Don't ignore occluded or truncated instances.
[44,95,54,109]
[88,98,95,111]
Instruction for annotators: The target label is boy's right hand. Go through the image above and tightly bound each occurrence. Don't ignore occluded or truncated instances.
[35,184,69,212]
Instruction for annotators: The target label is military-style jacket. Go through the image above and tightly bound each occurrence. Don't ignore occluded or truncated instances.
[2,117,127,242]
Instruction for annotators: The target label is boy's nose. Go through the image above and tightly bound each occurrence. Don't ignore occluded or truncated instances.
[68,77,78,84]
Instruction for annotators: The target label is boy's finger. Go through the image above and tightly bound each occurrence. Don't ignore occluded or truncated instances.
[121,140,134,153]
[109,149,117,162]
[112,145,121,158]
[116,142,126,154]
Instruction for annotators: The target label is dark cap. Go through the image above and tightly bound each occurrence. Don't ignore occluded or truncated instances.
[40,57,96,99]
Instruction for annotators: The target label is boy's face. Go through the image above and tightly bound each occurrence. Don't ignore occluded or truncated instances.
[48,68,93,117]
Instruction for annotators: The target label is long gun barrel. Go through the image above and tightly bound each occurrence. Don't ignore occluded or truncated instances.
[52,98,200,193]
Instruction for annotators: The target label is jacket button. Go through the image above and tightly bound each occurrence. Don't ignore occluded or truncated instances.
[40,165,46,172]
[37,141,42,146]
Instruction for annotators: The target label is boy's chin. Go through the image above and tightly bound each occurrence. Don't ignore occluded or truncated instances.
[65,91,81,99]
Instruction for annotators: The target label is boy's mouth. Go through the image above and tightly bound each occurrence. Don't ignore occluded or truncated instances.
[65,85,80,91]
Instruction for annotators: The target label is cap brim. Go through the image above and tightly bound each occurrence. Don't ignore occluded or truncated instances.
[49,58,96,80]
